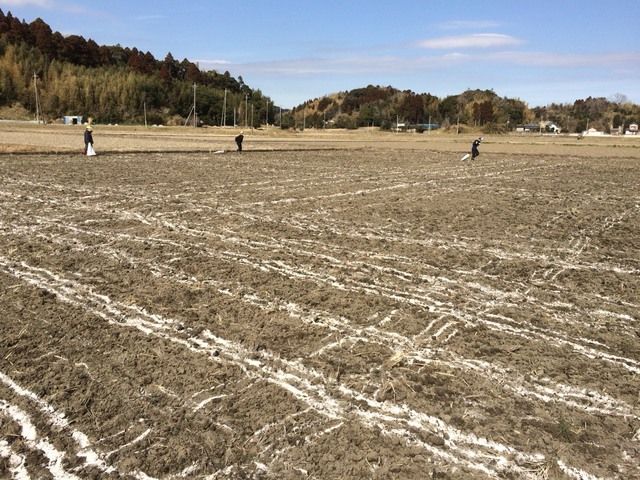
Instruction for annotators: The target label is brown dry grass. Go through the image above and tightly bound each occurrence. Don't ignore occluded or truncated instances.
[1,121,639,157]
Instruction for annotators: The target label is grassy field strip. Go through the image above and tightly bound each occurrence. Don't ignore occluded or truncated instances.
[0,257,606,479]
[1,218,636,423]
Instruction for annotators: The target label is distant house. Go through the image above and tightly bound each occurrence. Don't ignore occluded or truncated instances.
[413,123,440,132]
[63,115,83,125]
[516,123,540,133]
[516,121,561,133]
[546,122,561,133]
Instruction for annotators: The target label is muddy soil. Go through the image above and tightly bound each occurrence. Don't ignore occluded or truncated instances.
[1,146,639,479]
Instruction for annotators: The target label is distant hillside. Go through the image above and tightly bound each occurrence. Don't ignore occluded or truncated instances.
[287,85,640,134]
[0,9,274,125]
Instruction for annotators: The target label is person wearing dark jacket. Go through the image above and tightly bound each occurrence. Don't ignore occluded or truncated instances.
[84,125,94,154]
[235,131,244,152]
[471,137,483,160]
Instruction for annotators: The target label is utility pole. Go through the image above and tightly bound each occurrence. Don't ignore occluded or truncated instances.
[222,88,227,127]
[251,104,254,130]
[279,106,282,127]
[193,83,197,128]
[184,83,197,127]
[33,72,40,124]
[244,94,248,127]
[428,114,431,134]
[144,101,147,128]
[303,107,306,131]
[266,100,269,128]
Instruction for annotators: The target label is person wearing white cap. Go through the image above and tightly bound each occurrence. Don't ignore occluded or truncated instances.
[84,125,95,155]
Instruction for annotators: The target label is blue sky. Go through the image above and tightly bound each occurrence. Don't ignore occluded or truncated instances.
[2,0,639,108]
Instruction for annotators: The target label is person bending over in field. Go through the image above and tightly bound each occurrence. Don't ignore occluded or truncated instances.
[235,131,244,152]
[471,137,483,160]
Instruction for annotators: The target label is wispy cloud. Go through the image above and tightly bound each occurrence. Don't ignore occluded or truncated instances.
[418,33,522,49]
[486,51,640,68]
[198,48,640,79]
[438,20,501,31]
[0,0,91,14]
[0,0,52,6]
[200,54,471,76]
[195,59,231,67]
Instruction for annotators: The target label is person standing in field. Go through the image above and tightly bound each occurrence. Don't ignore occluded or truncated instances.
[84,125,95,155]
[471,137,483,160]
[235,131,244,152]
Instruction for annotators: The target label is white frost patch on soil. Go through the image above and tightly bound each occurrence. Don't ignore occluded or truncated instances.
[0,257,606,479]
[0,399,81,480]
[0,439,30,480]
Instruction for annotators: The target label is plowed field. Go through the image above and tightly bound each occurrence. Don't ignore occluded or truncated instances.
[1,141,639,479]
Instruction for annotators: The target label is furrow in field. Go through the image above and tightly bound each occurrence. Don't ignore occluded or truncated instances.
[0,256,605,479]
[4,183,635,333]
[1,217,637,422]
[0,372,160,479]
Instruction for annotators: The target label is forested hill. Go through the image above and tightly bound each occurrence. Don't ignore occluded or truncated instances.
[288,85,640,134]
[0,9,273,125]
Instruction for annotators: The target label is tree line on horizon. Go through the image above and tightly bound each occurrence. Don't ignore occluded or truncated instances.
[1,9,638,133]
[0,9,274,126]
[289,86,640,134]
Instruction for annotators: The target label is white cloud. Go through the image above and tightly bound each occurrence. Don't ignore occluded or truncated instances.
[0,0,52,6]
[418,33,522,50]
